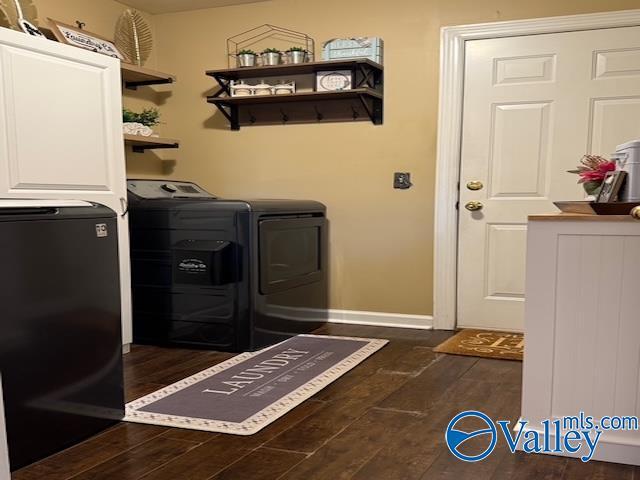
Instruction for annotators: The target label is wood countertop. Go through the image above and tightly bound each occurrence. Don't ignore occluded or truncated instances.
[529,213,638,222]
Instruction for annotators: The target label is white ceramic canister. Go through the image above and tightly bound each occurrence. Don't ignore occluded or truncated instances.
[615,139,640,202]
[253,82,273,96]
[230,81,253,97]
[273,81,295,95]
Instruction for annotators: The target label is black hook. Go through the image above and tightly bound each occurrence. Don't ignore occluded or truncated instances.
[351,106,359,120]
[314,106,324,121]
[280,109,289,124]
[248,110,256,124]
[75,20,86,30]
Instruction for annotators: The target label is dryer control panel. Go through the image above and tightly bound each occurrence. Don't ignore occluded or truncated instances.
[127,180,216,199]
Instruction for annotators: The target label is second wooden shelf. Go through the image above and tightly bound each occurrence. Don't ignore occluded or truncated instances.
[121,63,176,90]
[207,88,382,106]
[124,134,180,153]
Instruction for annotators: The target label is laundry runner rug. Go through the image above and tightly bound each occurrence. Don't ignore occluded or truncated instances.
[433,329,524,361]
[125,334,388,435]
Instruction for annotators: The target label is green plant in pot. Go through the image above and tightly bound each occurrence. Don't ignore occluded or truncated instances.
[237,49,257,67]
[123,108,160,127]
[123,108,160,136]
[286,46,308,64]
[261,48,281,66]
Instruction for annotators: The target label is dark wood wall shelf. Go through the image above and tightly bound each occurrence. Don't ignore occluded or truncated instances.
[124,134,180,153]
[121,63,176,90]
[206,59,383,130]
[208,88,382,105]
[206,58,382,80]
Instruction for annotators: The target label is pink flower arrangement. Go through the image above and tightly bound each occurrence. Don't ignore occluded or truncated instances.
[568,155,617,195]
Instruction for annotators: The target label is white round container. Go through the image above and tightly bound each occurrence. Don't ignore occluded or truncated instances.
[273,82,295,95]
[615,139,640,202]
[230,81,253,97]
[253,83,273,96]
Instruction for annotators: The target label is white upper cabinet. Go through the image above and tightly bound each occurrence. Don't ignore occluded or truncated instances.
[0,27,131,346]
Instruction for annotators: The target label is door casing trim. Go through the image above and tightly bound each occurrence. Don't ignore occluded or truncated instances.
[434,9,640,330]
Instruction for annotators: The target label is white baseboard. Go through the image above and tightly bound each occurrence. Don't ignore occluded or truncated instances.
[328,309,433,330]
[265,305,434,330]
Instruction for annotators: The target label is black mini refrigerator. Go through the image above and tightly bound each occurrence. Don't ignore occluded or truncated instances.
[128,180,328,352]
[0,201,124,470]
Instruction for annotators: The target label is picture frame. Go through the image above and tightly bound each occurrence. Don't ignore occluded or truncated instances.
[47,18,129,62]
[316,70,353,92]
[597,170,627,203]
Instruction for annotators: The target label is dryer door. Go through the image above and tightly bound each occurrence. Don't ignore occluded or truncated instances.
[259,216,325,295]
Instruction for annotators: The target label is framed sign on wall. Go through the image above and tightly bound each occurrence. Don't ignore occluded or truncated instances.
[315,70,352,92]
[47,18,129,62]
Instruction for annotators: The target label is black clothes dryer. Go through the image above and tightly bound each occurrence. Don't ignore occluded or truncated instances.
[127,179,328,352]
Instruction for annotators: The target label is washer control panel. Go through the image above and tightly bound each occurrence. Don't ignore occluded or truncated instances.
[127,180,215,199]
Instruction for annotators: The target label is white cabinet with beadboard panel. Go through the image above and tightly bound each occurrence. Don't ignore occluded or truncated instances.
[521,215,640,466]
[0,27,131,346]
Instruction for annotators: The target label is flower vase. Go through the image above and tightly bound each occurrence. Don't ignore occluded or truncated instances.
[583,181,602,200]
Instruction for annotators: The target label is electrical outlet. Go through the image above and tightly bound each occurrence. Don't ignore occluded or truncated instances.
[394,172,412,189]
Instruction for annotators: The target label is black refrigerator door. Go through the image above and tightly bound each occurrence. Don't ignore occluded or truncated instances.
[0,210,124,470]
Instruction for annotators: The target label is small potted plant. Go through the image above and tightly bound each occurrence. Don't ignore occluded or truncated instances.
[286,46,308,64]
[568,154,617,198]
[236,49,257,67]
[261,48,281,66]
[123,108,160,136]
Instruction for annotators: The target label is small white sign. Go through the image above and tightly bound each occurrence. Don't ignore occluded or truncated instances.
[58,26,124,59]
[48,19,128,61]
[316,70,353,92]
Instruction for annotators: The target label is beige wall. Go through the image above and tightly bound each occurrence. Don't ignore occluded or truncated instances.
[149,0,638,316]
[34,0,134,39]
[36,0,640,317]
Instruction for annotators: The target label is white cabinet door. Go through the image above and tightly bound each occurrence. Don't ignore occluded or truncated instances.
[0,28,131,345]
[458,26,640,331]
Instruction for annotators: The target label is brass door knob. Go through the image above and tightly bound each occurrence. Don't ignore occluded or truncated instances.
[631,206,640,220]
[465,201,483,212]
[467,181,484,191]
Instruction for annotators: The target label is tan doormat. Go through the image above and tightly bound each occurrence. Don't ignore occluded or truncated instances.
[433,329,524,361]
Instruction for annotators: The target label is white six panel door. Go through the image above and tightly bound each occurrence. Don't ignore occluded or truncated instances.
[0,28,131,345]
[458,26,640,331]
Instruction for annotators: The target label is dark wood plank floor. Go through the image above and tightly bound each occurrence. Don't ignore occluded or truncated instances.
[14,324,639,479]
